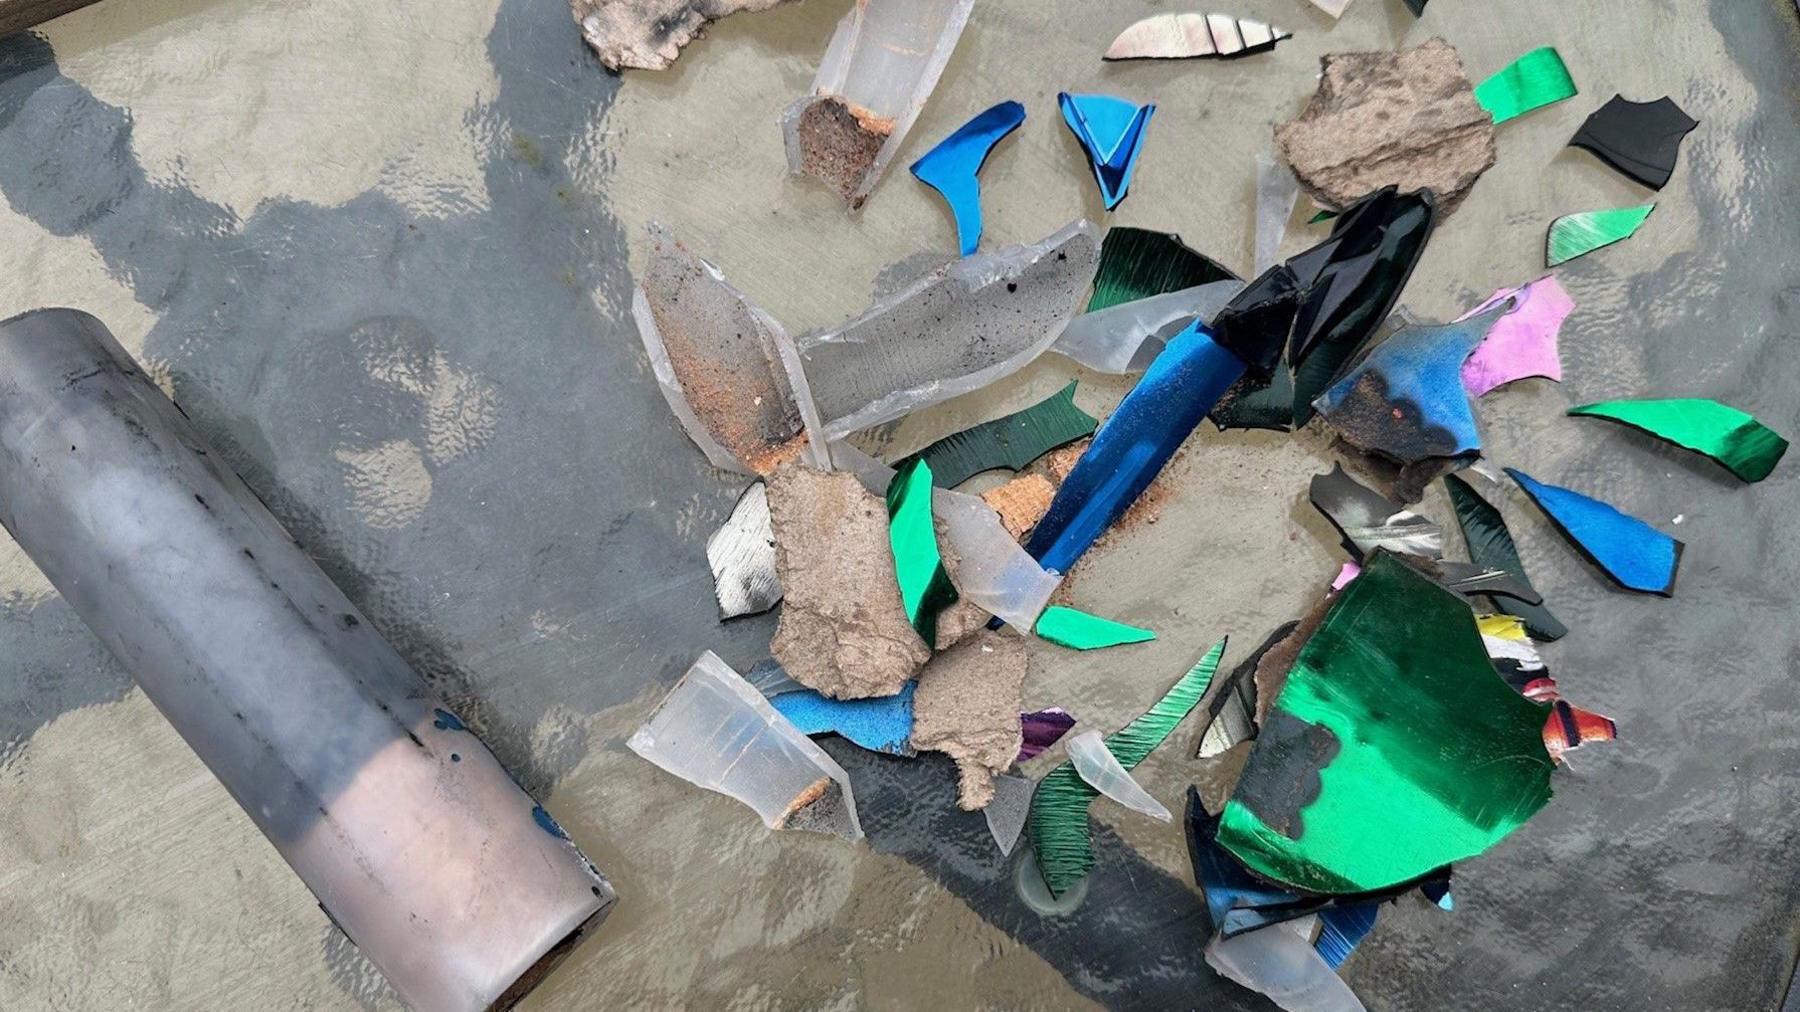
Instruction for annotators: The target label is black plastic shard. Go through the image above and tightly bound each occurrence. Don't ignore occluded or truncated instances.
[1396,555,1543,605]
[1086,226,1240,313]
[1444,474,1567,640]
[1403,0,1428,14]
[1568,95,1699,191]
[1309,463,1444,560]
[902,381,1098,488]
[1208,266,1303,431]
[1194,622,1292,759]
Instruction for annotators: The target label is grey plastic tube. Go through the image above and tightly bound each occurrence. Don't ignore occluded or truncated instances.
[0,309,614,1011]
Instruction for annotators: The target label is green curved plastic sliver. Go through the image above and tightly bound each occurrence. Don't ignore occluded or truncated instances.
[1475,46,1577,125]
[904,381,1098,488]
[886,458,959,648]
[1569,398,1789,482]
[1217,553,1554,895]
[1034,605,1155,650]
[1027,638,1226,897]
[1547,204,1653,266]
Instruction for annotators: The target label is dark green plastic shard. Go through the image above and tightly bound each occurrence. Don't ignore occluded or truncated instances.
[1444,475,1567,641]
[1034,605,1155,650]
[1547,204,1654,267]
[1568,398,1789,483]
[1086,226,1238,312]
[1028,639,1226,898]
[904,381,1098,488]
[885,459,959,648]
[1217,553,1554,894]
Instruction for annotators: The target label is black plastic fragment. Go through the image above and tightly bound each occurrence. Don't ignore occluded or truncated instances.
[1193,621,1294,758]
[1444,474,1568,640]
[1568,95,1699,191]
[1210,264,1300,377]
[1402,0,1428,15]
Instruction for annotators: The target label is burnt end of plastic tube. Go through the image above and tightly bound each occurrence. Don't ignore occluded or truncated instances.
[0,309,615,1012]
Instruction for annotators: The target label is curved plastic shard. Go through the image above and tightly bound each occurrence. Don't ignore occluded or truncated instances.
[1315,904,1380,969]
[1568,95,1698,190]
[1459,276,1572,396]
[1218,553,1555,894]
[1505,468,1683,595]
[1029,639,1226,897]
[1059,93,1156,210]
[1019,706,1078,762]
[1034,605,1156,650]
[1196,623,1293,759]
[910,100,1027,256]
[985,773,1035,855]
[1053,280,1245,374]
[887,459,960,647]
[1547,203,1654,267]
[904,381,1097,488]
[1086,226,1239,313]
[707,482,781,619]
[1475,46,1577,124]
[771,682,916,756]
[1444,474,1567,640]
[629,651,863,839]
[1309,463,1444,560]
[1567,398,1789,483]
[1205,916,1369,1012]
[1103,13,1292,61]
[1066,730,1172,821]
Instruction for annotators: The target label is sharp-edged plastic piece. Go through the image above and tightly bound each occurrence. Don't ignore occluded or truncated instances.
[1065,730,1172,821]
[771,682,916,756]
[1103,13,1292,61]
[781,220,1101,449]
[911,100,1027,256]
[630,651,864,840]
[1196,623,1290,759]
[1307,0,1353,18]
[887,459,959,648]
[572,0,792,71]
[1256,154,1302,275]
[1515,671,1619,764]
[1444,474,1567,641]
[985,773,1035,855]
[1402,0,1428,14]
[1330,562,1361,591]
[1459,276,1572,397]
[1205,915,1368,1012]
[747,658,809,698]
[633,223,801,474]
[1052,280,1246,374]
[1219,553,1555,894]
[1034,605,1156,650]
[1309,463,1444,560]
[1546,204,1654,267]
[707,482,781,619]
[782,0,974,206]
[1315,904,1380,969]
[1059,93,1156,210]
[1085,226,1239,313]
[1029,639,1225,897]
[1505,468,1683,595]
[1568,95,1699,190]
[1394,554,1543,605]
[1019,707,1078,762]
[911,632,1029,809]
[904,381,1097,488]
[1475,46,1577,124]
[1568,398,1789,483]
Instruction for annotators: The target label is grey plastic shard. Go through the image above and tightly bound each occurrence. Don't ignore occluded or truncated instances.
[783,220,1101,449]
[707,483,781,619]
[1066,729,1173,822]
[1256,154,1302,274]
[1050,280,1246,375]
[633,223,801,474]
[746,657,809,698]
[781,0,974,206]
[1206,915,1367,1012]
[630,652,863,839]
[986,773,1035,856]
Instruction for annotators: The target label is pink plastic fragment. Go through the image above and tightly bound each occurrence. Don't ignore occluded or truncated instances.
[1458,276,1573,397]
[1017,707,1077,762]
[1331,561,1361,591]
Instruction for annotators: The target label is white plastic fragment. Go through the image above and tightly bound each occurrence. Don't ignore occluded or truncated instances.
[985,773,1035,856]
[1307,0,1355,19]
[1065,730,1172,822]
[1206,915,1367,1011]
[629,651,864,840]
[1104,13,1292,60]
[707,483,781,619]
[1255,153,1302,274]
[1050,280,1246,375]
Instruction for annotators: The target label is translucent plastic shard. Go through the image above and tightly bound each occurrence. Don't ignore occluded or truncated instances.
[771,682,916,756]
[985,773,1035,856]
[1459,276,1572,397]
[629,651,863,839]
[1505,468,1683,595]
[1444,474,1566,640]
[707,482,781,619]
[1475,46,1577,125]
[1034,605,1156,650]
[1066,730,1171,821]
[1205,916,1368,1012]
[903,381,1097,488]
[783,220,1101,446]
[1103,13,1291,60]
[782,0,974,206]
[1568,95,1699,191]
[1051,281,1245,375]
[1547,204,1654,267]
[1059,93,1156,210]
[1256,154,1302,275]
[1307,0,1353,18]
[910,100,1025,256]
[1568,398,1788,483]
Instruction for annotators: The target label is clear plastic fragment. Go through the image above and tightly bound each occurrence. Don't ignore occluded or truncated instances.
[1206,915,1367,1012]
[707,482,781,619]
[1065,730,1173,822]
[1255,154,1302,274]
[1050,280,1245,375]
[629,651,863,840]
[985,773,1035,856]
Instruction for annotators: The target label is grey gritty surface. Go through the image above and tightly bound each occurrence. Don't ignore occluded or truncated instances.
[0,0,1796,1009]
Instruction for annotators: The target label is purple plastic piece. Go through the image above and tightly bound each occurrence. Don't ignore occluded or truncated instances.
[1459,276,1573,397]
[1018,707,1077,762]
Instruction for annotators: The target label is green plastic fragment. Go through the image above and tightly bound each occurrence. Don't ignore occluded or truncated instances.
[1475,46,1577,125]
[1307,208,1338,225]
[1028,639,1225,898]
[1034,605,1155,650]
[903,381,1098,488]
[1217,553,1554,895]
[1546,203,1654,267]
[1086,226,1237,313]
[1569,398,1789,483]
[885,459,959,648]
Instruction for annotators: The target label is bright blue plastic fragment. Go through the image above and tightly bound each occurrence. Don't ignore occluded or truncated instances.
[1314,309,1504,461]
[1505,468,1683,595]
[1058,92,1155,210]
[910,101,1026,256]
[771,682,917,756]
[1314,904,1380,969]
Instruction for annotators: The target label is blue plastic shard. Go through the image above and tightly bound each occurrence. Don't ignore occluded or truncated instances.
[1058,92,1155,210]
[1315,904,1379,969]
[910,100,1027,256]
[1505,468,1682,595]
[770,682,917,756]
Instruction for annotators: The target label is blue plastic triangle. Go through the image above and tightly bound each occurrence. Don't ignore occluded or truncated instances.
[1504,468,1682,595]
[1059,92,1155,210]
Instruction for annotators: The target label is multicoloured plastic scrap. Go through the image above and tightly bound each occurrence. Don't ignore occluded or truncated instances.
[1460,276,1573,397]
[1568,398,1789,483]
[1034,605,1156,650]
[1217,553,1556,894]
[1505,468,1683,595]
[1483,615,1618,763]
[910,100,1026,256]
[1569,95,1699,190]
[904,381,1097,488]
[886,459,960,646]
[1444,474,1568,641]
[1547,204,1655,267]
[1475,46,1577,124]
[1058,93,1156,210]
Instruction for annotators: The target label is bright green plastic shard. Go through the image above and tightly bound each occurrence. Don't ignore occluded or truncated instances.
[1546,203,1653,267]
[1475,46,1576,124]
[1028,638,1226,897]
[1569,398,1790,483]
[1217,553,1554,895]
[885,458,959,648]
[1034,605,1155,650]
[904,381,1098,488]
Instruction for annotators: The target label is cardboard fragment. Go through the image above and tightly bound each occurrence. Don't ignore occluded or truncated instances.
[571,0,791,71]
[910,632,1029,810]
[980,473,1056,540]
